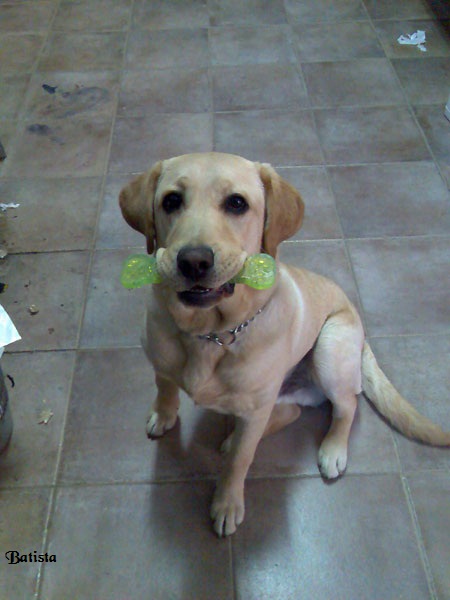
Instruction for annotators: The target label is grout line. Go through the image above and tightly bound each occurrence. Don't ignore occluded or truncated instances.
[282,232,450,243]
[3,470,428,496]
[4,467,450,495]
[73,0,137,351]
[31,2,138,597]
[29,4,66,595]
[401,475,439,600]
[320,169,370,331]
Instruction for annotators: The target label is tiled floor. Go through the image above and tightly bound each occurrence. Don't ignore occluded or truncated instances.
[0,0,449,598]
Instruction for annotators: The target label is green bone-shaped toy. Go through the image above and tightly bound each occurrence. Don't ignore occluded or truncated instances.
[120,253,276,290]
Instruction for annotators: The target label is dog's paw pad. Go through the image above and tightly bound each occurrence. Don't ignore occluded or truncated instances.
[318,445,347,479]
[146,412,177,438]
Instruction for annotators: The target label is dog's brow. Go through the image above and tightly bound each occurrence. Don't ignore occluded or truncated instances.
[173,176,189,188]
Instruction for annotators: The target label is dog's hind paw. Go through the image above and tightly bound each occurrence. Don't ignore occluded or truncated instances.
[318,444,348,479]
[146,411,177,438]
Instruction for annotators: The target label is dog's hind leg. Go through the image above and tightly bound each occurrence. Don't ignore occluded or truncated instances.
[146,374,180,438]
[317,393,357,479]
[263,403,302,437]
[312,311,364,479]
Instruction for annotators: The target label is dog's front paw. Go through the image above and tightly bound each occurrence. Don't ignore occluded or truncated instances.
[146,411,177,438]
[318,442,348,479]
[210,485,245,537]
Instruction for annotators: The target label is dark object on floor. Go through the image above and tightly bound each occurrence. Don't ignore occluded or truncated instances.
[0,140,6,161]
[0,364,13,454]
[42,83,57,94]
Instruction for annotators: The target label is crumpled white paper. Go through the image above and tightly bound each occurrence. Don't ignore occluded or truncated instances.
[0,203,20,211]
[0,305,21,358]
[397,30,427,52]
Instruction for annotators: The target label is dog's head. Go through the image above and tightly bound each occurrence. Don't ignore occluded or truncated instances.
[119,153,304,309]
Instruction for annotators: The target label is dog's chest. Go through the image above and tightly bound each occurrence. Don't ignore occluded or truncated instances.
[179,345,233,408]
[174,340,263,415]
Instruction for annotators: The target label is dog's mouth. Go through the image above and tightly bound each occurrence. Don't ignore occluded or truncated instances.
[177,282,235,307]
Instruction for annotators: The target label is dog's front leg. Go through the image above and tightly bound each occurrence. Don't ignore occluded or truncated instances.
[146,374,180,438]
[211,402,273,537]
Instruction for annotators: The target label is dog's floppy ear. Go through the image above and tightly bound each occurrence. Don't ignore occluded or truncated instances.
[119,161,163,254]
[258,163,305,257]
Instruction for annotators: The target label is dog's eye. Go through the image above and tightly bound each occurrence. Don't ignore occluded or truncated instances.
[162,192,183,214]
[224,194,249,215]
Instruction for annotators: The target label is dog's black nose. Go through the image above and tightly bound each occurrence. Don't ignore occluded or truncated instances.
[177,246,214,281]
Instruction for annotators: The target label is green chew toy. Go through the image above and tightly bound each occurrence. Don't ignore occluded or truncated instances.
[230,253,276,290]
[120,253,276,290]
[120,254,162,289]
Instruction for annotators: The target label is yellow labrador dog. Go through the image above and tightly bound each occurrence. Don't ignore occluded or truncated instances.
[120,152,450,537]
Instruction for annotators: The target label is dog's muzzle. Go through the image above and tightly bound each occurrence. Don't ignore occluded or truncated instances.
[176,245,235,307]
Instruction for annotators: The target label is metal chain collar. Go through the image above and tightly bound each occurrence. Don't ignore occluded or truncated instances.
[197,308,264,346]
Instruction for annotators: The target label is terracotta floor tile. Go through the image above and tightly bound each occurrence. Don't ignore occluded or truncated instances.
[212,64,309,111]
[285,0,368,22]
[328,161,450,237]
[126,29,209,70]
[38,32,126,71]
[369,335,450,471]
[292,21,384,62]
[209,0,287,26]
[233,476,430,599]
[348,237,450,335]
[42,484,232,598]
[209,26,296,66]
[2,117,112,178]
[96,174,145,249]
[374,19,450,58]
[119,68,211,116]
[214,110,323,166]
[0,34,44,74]
[1,252,89,351]
[315,106,431,164]
[58,348,227,483]
[302,58,405,108]
[276,167,342,239]
[80,249,147,348]
[0,177,102,252]
[132,0,209,30]
[0,488,51,599]
[408,471,450,599]
[0,75,30,119]
[23,71,120,120]
[392,57,450,105]
[0,351,75,486]
[415,105,450,187]
[0,2,55,32]
[52,0,132,32]
[109,114,213,173]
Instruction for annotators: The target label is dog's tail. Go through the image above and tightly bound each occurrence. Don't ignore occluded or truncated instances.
[361,342,450,446]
